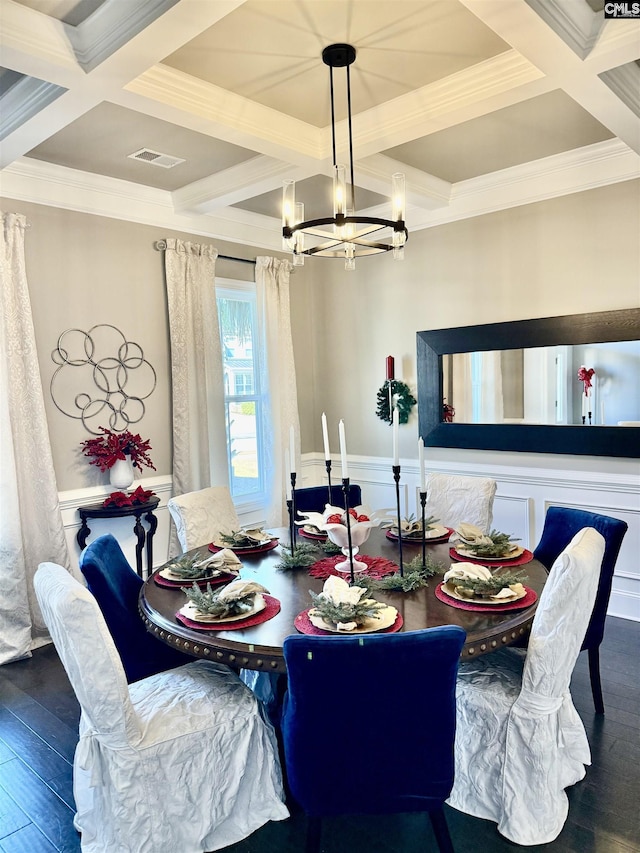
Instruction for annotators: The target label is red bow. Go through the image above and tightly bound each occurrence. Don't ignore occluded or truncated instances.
[577,366,595,393]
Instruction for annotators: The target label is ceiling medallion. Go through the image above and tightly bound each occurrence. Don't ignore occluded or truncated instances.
[282,43,408,271]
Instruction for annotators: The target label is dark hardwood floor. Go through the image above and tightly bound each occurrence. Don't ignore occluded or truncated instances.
[1,616,638,853]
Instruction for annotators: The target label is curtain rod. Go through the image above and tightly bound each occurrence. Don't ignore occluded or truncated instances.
[154,241,256,265]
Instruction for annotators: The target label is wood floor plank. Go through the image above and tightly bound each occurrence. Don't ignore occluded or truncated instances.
[0,688,77,766]
[0,788,30,840]
[0,823,60,853]
[0,759,80,853]
[0,710,71,783]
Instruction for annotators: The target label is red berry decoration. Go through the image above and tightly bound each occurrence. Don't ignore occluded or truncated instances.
[326,513,343,524]
[348,509,358,519]
[357,514,370,522]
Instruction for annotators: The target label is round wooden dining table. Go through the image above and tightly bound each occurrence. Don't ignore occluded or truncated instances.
[139,528,547,675]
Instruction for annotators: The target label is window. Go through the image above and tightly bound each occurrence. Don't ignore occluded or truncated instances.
[217,280,266,504]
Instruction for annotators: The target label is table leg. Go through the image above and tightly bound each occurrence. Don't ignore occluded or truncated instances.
[76,519,91,551]
[144,509,158,578]
[133,513,146,578]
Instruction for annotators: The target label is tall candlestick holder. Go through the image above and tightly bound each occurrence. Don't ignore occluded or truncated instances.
[286,498,295,555]
[342,476,355,584]
[325,459,333,507]
[419,489,427,570]
[393,465,404,576]
[290,472,297,545]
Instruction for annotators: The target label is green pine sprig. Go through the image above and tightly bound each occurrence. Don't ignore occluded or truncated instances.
[165,553,214,579]
[356,555,444,593]
[463,529,521,558]
[183,582,253,618]
[276,543,320,570]
[309,589,385,627]
[446,569,528,597]
[322,539,342,555]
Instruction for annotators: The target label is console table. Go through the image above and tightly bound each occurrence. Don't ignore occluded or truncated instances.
[76,497,160,577]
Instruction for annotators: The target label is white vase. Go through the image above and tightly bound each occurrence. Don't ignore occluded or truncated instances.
[109,455,134,490]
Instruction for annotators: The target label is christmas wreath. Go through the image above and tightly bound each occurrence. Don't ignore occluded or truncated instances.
[376,380,416,425]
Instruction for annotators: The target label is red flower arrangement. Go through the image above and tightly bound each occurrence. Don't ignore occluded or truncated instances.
[81,427,156,472]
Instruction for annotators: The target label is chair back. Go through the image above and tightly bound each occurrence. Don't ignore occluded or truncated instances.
[523,527,604,699]
[34,563,136,743]
[292,484,362,517]
[79,534,190,682]
[425,473,496,531]
[282,626,466,818]
[167,485,240,551]
[533,507,627,649]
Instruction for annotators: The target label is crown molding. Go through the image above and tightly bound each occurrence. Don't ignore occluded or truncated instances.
[68,0,179,71]
[414,139,640,229]
[0,157,281,250]
[600,63,640,119]
[0,77,65,140]
[524,0,604,60]
[172,156,310,215]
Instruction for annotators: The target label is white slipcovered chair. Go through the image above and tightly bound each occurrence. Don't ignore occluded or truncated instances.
[168,485,240,552]
[447,526,605,846]
[34,562,288,853]
[424,473,496,532]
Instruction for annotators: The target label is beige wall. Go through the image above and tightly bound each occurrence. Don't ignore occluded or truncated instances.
[5,199,309,491]
[299,180,640,475]
[4,178,639,494]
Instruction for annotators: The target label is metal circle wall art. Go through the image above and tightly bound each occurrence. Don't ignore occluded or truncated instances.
[51,324,156,434]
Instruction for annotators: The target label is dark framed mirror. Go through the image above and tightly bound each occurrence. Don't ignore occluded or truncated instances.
[417,308,640,458]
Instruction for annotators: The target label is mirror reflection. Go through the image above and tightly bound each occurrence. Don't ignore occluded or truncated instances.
[443,340,640,426]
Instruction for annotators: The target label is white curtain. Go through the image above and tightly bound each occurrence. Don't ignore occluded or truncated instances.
[164,240,228,496]
[256,257,299,526]
[451,352,504,423]
[0,212,70,664]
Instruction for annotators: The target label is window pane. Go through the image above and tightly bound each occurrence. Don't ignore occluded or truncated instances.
[217,287,265,503]
[228,400,260,497]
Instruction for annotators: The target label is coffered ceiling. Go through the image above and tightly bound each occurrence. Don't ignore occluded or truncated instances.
[1,0,639,251]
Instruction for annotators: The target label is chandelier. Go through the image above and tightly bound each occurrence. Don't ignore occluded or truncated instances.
[282,43,408,271]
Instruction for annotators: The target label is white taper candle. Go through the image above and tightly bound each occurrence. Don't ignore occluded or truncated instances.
[393,408,399,466]
[338,420,349,479]
[418,437,425,491]
[289,426,296,474]
[321,412,330,460]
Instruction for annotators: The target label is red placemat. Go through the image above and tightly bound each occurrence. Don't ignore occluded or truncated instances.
[294,609,404,635]
[386,527,453,544]
[208,539,279,556]
[154,571,235,589]
[308,554,399,580]
[449,547,534,567]
[175,595,281,631]
[435,583,537,612]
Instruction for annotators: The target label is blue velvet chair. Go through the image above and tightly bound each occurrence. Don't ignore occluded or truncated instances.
[291,484,362,520]
[282,626,466,853]
[79,534,193,683]
[533,507,628,714]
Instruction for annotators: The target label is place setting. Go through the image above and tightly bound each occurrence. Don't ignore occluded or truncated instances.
[435,563,537,612]
[175,578,281,631]
[294,575,402,636]
[384,514,452,544]
[449,522,534,567]
[209,527,280,555]
[154,549,241,588]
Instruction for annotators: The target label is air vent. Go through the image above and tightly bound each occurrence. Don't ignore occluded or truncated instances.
[128,148,185,169]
